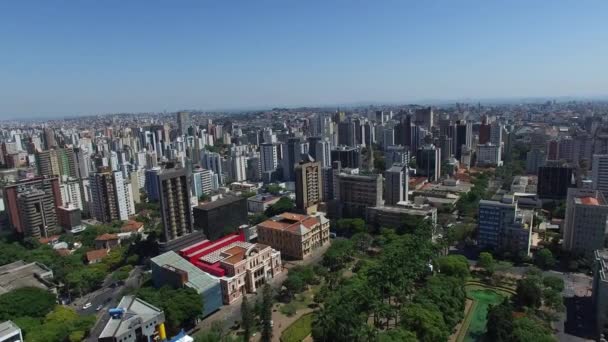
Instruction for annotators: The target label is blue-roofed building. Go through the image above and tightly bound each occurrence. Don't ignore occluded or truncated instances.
[150,251,222,317]
[478,199,533,256]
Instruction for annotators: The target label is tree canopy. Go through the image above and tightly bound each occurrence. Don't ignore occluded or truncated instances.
[264,197,295,217]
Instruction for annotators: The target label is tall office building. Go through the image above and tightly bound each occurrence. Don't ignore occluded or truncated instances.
[229,155,247,182]
[295,160,323,214]
[476,143,502,167]
[337,173,383,218]
[384,164,408,206]
[337,121,356,147]
[282,137,308,181]
[526,148,546,174]
[564,188,608,255]
[416,144,441,182]
[478,200,532,256]
[260,143,279,173]
[177,111,191,136]
[3,176,61,237]
[156,165,197,251]
[331,146,361,169]
[593,154,608,198]
[537,163,574,200]
[89,169,129,223]
[454,121,472,161]
[415,107,433,131]
[59,177,84,211]
[313,139,331,168]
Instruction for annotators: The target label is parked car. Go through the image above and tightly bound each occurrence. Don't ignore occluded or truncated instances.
[82,302,92,310]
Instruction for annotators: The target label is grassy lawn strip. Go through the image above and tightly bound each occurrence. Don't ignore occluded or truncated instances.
[280,313,314,342]
[455,299,478,342]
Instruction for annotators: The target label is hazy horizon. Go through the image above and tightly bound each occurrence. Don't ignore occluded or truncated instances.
[1,1,608,118]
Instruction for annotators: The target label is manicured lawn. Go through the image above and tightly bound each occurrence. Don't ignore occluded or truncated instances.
[280,313,314,342]
[463,289,505,342]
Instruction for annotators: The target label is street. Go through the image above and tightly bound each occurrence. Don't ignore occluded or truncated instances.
[70,266,144,341]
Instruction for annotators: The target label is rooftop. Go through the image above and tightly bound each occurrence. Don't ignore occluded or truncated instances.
[576,196,600,206]
[257,212,322,235]
[0,261,54,295]
[151,251,220,294]
[195,195,243,211]
[121,220,144,232]
[86,249,109,262]
[0,320,21,339]
[99,295,163,339]
[95,233,119,241]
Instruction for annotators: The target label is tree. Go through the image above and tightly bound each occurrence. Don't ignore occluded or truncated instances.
[265,184,282,195]
[248,213,268,225]
[260,284,273,342]
[542,275,565,292]
[241,296,254,342]
[335,218,366,237]
[534,249,556,270]
[137,286,203,334]
[514,278,542,309]
[377,328,418,342]
[351,232,373,252]
[283,274,305,299]
[0,287,56,320]
[400,303,449,342]
[511,317,555,342]
[477,252,495,274]
[436,255,470,278]
[486,299,514,342]
[322,239,354,271]
[264,197,294,217]
[543,288,565,313]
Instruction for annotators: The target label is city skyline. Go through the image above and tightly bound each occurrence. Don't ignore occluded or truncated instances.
[1,1,608,118]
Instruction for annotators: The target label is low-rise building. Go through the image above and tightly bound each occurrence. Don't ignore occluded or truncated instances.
[150,251,222,317]
[177,233,282,304]
[256,212,330,260]
[366,202,437,230]
[95,233,121,250]
[247,195,280,213]
[0,321,23,342]
[0,261,55,295]
[98,295,165,342]
[86,249,109,264]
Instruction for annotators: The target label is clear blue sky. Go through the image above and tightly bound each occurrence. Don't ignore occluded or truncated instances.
[1,1,607,118]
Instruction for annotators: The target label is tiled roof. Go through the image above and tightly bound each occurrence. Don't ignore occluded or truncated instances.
[86,249,109,262]
[95,233,119,241]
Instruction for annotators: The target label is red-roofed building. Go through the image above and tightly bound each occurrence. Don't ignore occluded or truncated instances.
[256,212,330,260]
[95,233,120,250]
[86,249,109,264]
[177,231,282,304]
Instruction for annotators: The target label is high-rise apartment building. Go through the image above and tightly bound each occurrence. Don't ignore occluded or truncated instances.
[156,165,198,251]
[89,169,129,223]
[177,111,191,136]
[563,188,608,255]
[414,107,433,131]
[3,176,61,237]
[18,189,59,238]
[295,160,323,214]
